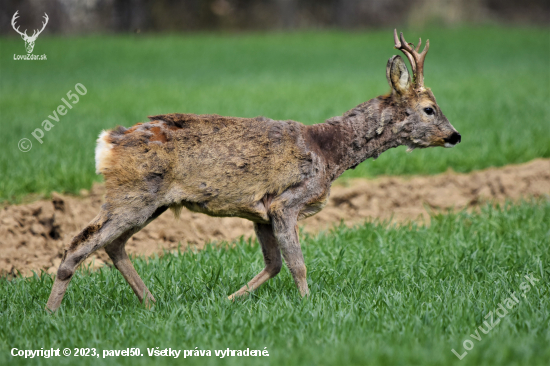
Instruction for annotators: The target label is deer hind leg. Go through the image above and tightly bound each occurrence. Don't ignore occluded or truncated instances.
[46,204,166,312]
[103,206,168,306]
[104,228,155,306]
[228,223,282,300]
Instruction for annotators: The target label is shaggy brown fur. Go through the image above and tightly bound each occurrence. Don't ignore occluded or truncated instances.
[101,114,314,223]
[46,30,460,312]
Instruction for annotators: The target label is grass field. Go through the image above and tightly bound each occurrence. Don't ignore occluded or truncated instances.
[1,26,549,366]
[1,26,549,202]
[0,200,549,365]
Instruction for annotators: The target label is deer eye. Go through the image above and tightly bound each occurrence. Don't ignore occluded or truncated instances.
[424,107,434,116]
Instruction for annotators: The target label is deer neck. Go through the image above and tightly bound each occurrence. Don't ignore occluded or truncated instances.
[306,96,405,181]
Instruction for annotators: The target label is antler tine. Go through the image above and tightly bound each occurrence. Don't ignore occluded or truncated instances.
[393,29,417,75]
[420,39,429,56]
[399,31,418,74]
[393,29,430,89]
[393,28,401,48]
[33,13,49,38]
[398,32,414,55]
[11,10,28,37]
[415,38,429,88]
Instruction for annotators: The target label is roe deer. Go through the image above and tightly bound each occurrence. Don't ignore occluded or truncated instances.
[46,30,461,311]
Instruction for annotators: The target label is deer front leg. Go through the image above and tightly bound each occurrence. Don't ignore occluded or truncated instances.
[271,211,309,297]
[228,223,282,300]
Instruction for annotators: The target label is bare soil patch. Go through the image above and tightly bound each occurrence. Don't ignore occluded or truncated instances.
[1,159,549,276]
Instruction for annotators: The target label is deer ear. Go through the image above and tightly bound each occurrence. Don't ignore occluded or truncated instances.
[386,55,411,94]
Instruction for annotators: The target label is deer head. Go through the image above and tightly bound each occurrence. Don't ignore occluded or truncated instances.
[11,11,49,54]
[388,29,461,149]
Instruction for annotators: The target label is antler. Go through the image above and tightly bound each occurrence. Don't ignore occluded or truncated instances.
[11,10,28,38]
[30,13,49,39]
[393,29,430,89]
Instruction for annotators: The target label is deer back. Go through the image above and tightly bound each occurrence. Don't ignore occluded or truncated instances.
[96,114,314,221]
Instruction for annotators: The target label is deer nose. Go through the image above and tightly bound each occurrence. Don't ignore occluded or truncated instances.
[444,132,461,145]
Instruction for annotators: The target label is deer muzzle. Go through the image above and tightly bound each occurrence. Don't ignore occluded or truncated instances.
[443,132,461,148]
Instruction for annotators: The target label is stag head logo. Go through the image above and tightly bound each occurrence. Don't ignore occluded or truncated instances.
[11,11,49,54]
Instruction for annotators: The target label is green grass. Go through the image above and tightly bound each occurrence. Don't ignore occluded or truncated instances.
[0,200,549,365]
[1,26,548,366]
[1,26,549,202]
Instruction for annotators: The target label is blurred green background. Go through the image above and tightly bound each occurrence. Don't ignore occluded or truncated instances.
[1,2,550,366]
[1,26,549,202]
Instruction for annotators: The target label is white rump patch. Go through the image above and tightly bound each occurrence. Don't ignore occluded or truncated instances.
[95,130,113,174]
[444,142,456,148]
